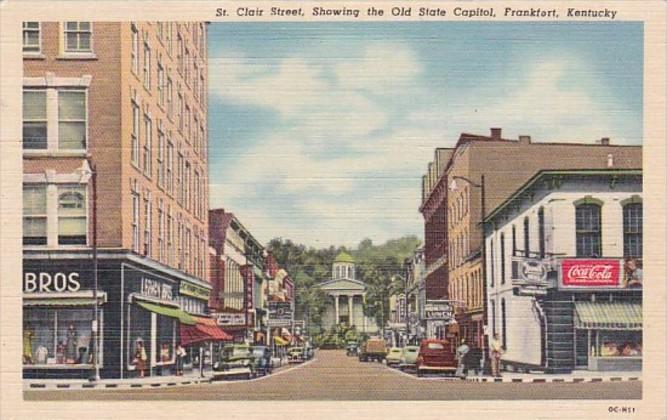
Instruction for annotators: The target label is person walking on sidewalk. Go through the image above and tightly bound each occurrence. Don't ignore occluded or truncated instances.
[490,334,503,378]
[133,340,148,378]
[175,344,186,376]
[455,338,470,379]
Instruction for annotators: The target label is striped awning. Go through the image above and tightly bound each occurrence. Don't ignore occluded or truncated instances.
[574,302,642,331]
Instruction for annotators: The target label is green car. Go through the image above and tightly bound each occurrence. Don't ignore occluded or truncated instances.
[213,344,257,380]
[399,345,420,370]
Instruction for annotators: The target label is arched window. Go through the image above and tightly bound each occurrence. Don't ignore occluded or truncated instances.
[58,187,86,245]
[623,202,642,258]
[575,203,602,257]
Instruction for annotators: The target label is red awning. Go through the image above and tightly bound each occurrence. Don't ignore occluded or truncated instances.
[180,317,233,346]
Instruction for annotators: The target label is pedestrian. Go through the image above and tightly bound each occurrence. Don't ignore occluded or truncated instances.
[133,339,147,378]
[175,344,186,376]
[455,338,470,379]
[490,333,503,378]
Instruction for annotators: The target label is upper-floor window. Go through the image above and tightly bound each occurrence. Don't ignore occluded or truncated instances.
[23,185,47,245]
[131,99,140,165]
[64,22,92,53]
[523,216,530,257]
[143,40,151,90]
[131,24,139,74]
[500,233,505,285]
[143,114,152,177]
[511,224,517,257]
[157,58,165,106]
[23,22,41,53]
[57,186,87,245]
[177,34,184,74]
[167,76,173,119]
[623,202,642,258]
[575,203,602,257]
[131,188,140,253]
[23,89,87,151]
[489,239,495,288]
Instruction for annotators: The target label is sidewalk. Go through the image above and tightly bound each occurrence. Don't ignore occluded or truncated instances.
[25,357,294,391]
[465,369,642,383]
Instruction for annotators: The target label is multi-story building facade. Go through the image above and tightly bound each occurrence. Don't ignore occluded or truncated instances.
[484,169,642,373]
[420,128,642,360]
[404,248,426,340]
[22,22,211,379]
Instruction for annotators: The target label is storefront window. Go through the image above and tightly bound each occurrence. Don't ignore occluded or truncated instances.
[591,331,642,357]
[128,305,151,371]
[156,314,175,365]
[23,307,96,366]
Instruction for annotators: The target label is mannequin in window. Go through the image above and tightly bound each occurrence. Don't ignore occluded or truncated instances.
[65,323,78,363]
[23,329,34,364]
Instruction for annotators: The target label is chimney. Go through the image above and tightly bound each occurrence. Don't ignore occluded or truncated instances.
[519,135,531,145]
[490,128,502,140]
[600,137,610,145]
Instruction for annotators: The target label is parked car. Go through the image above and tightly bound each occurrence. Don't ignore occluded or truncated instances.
[399,345,420,370]
[288,346,305,363]
[346,340,359,357]
[251,345,273,376]
[359,337,387,362]
[416,339,457,377]
[385,347,403,366]
[213,344,256,380]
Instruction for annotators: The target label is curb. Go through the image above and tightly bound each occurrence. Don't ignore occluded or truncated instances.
[26,377,213,391]
[465,376,641,383]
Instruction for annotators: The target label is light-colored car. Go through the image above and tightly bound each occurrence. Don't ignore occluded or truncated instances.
[386,347,403,366]
[399,345,420,370]
[288,346,305,363]
[212,344,256,380]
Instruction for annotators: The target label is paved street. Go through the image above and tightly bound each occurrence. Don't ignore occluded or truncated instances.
[25,350,641,400]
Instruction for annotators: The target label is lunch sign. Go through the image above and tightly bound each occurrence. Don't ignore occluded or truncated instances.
[558,258,623,289]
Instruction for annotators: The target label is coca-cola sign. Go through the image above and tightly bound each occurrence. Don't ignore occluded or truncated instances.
[559,259,622,289]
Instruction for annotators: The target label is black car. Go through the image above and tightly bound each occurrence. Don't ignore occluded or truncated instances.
[251,345,273,375]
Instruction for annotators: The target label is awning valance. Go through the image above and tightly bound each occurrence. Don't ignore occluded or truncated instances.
[273,336,289,346]
[574,302,642,331]
[23,292,107,307]
[137,301,196,325]
[180,317,232,346]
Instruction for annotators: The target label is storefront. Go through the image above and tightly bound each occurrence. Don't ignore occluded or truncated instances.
[23,251,213,379]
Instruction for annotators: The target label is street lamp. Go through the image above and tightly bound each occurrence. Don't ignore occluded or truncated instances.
[78,160,99,383]
[449,174,488,372]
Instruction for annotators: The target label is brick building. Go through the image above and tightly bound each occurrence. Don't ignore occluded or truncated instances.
[22,22,213,379]
[420,128,642,359]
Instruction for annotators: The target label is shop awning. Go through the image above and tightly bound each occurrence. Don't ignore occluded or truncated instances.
[24,298,96,307]
[273,336,289,346]
[180,317,233,346]
[23,292,107,307]
[574,302,642,331]
[137,301,196,325]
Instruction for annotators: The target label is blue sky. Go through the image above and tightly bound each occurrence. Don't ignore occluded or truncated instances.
[207,22,643,248]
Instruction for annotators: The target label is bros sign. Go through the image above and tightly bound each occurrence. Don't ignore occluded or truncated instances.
[24,271,81,293]
[559,259,622,289]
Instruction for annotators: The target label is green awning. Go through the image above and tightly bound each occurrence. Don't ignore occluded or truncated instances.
[574,302,642,331]
[137,301,196,325]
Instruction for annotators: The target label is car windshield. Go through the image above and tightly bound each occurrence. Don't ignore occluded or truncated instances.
[426,343,445,350]
[252,349,265,356]
[405,348,418,352]
[224,347,249,357]
[390,349,401,353]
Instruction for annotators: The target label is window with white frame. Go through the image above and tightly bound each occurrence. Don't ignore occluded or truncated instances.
[199,73,205,107]
[156,123,165,188]
[177,34,184,74]
[184,105,190,142]
[131,24,139,75]
[143,113,152,177]
[23,185,47,245]
[176,215,183,269]
[23,90,47,150]
[623,202,642,258]
[23,22,41,53]
[166,206,173,265]
[57,185,87,245]
[177,92,184,132]
[63,22,92,53]
[184,161,191,211]
[156,22,164,41]
[131,187,140,253]
[58,91,87,150]
[184,48,190,85]
[157,58,165,107]
[193,115,199,153]
[157,198,164,262]
[193,63,199,100]
[166,23,172,56]
[166,139,174,195]
[166,76,173,119]
[200,125,205,159]
[143,191,152,257]
[143,39,151,90]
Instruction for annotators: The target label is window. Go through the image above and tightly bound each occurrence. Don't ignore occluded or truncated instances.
[143,191,152,256]
[157,199,164,262]
[57,186,86,245]
[511,225,517,257]
[193,63,199,100]
[491,299,496,336]
[165,23,172,56]
[501,298,507,350]
[157,124,165,188]
[500,233,505,285]
[166,76,173,119]
[184,161,191,210]
[538,207,546,259]
[166,139,174,194]
[184,105,190,142]
[58,91,87,150]
[523,217,530,257]
[177,92,184,132]
[131,189,140,253]
[623,203,642,258]
[143,114,152,177]
[576,203,602,257]
[489,239,494,288]
[200,125,205,159]
[177,34,184,74]
[199,74,205,106]
[157,22,164,40]
[131,24,139,74]
[129,100,140,165]
[143,40,151,90]
[23,90,47,149]
[166,206,173,265]
[63,22,92,53]
[23,22,41,53]
[184,48,190,84]
[157,58,165,106]
[23,185,47,245]
[176,152,184,204]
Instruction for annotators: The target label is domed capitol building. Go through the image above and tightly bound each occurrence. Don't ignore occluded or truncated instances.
[318,252,379,334]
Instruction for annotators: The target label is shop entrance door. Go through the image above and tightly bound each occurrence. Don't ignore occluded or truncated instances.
[574,329,589,368]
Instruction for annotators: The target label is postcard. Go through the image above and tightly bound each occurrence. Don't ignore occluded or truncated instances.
[0,1,665,419]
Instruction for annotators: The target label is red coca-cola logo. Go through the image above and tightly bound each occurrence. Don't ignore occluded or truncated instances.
[561,259,621,287]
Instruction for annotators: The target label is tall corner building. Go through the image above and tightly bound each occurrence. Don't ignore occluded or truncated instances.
[21,22,210,379]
